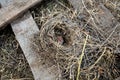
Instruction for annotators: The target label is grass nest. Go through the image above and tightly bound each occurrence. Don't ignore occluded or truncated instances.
[31,0,120,80]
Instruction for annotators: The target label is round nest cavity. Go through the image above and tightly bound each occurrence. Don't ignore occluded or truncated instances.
[39,13,84,55]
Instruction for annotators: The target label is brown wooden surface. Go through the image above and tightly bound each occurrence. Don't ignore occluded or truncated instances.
[0,0,42,30]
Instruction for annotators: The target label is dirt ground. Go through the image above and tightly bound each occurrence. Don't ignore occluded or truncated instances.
[0,0,120,80]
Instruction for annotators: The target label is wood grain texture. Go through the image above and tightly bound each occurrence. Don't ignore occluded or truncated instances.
[11,12,59,80]
[0,0,42,29]
[1,0,59,80]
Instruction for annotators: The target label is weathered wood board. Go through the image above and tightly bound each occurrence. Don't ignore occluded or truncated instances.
[68,0,119,28]
[0,0,59,80]
[68,0,120,49]
[11,12,58,80]
[0,0,42,29]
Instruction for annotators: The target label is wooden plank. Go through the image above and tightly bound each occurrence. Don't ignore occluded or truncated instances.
[68,0,119,34]
[11,12,58,80]
[88,4,120,40]
[1,1,59,80]
[68,0,120,47]
[68,0,118,27]
[0,0,42,29]
[0,0,13,7]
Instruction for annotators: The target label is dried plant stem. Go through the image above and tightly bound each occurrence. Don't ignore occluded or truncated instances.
[76,34,89,80]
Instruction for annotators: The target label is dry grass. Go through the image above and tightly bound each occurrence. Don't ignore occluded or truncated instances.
[76,34,89,80]
[0,0,119,80]
[31,0,120,80]
[0,27,34,80]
